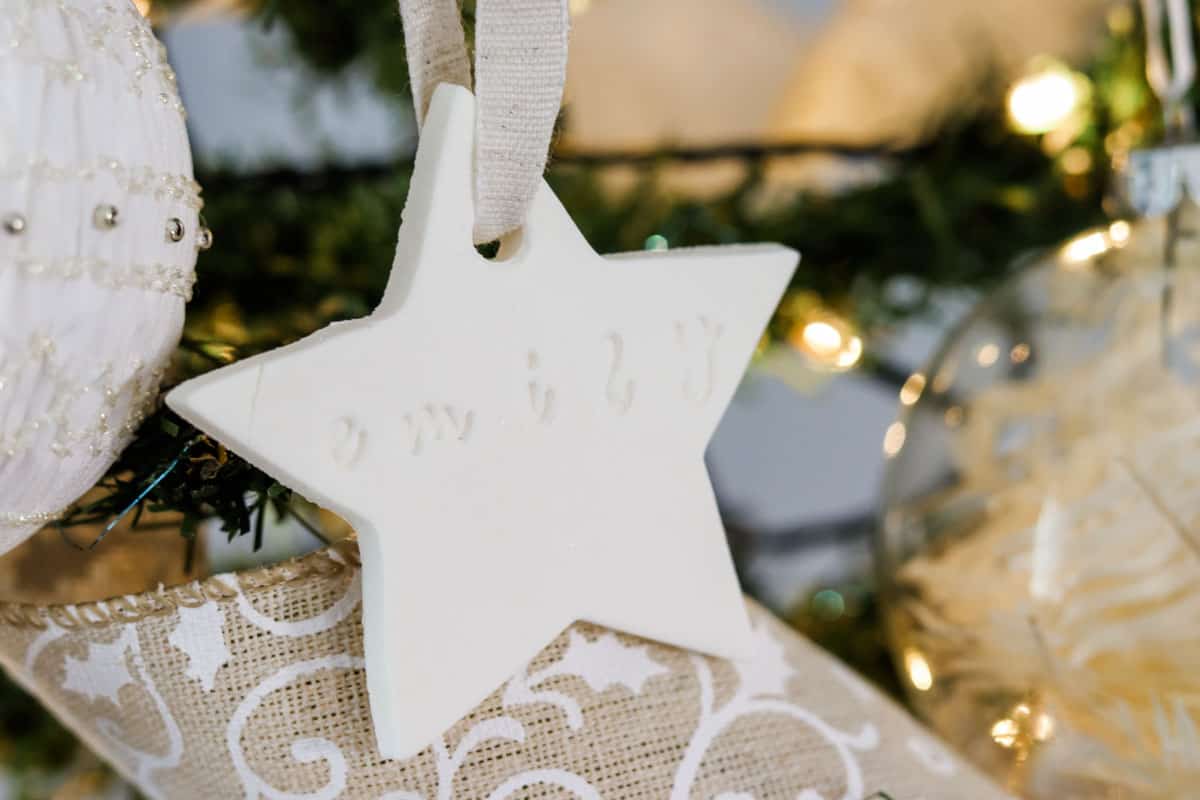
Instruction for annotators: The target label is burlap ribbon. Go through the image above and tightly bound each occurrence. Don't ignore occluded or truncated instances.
[0,542,1013,799]
[399,0,568,244]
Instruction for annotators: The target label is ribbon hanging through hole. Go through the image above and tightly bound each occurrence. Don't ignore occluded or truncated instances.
[398,0,569,246]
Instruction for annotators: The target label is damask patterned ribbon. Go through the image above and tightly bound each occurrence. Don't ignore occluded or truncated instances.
[398,0,569,245]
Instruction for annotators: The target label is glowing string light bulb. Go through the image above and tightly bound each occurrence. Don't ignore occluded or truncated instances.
[903,647,934,692]
[803,321,841,354]
[1060,230,1111,265]
[788,315,863,372]
[899,373,926,406]
[976,343,1000,367]
[1108,220,1132,246]
[990,701,1055,756]
[883,422,907,458]
[1058,222,1132,268]
[1007,62,1086,135]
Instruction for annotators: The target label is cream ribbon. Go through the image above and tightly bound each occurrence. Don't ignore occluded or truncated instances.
[1140,0,1196,132]
[398,0,569,244]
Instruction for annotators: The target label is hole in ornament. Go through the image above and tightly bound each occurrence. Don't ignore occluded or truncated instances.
[474,227,524,263]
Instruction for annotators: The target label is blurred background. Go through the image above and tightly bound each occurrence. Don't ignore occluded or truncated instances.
[0,0,1172,795]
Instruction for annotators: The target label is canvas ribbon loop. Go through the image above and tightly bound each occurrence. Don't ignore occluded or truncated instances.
[399,0,569,244]
[1140,0,1196,135]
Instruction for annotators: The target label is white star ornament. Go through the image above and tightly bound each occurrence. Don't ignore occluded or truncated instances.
[167,84,798,759]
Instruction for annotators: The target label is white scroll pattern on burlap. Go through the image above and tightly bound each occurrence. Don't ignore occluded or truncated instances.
[0,546,1012,799]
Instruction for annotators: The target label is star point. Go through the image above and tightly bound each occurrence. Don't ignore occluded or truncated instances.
[168,83,797,759]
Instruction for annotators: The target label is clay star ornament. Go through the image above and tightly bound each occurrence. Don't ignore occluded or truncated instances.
[168,84,798,759]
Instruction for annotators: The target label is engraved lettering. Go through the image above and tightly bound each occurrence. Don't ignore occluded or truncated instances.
[527,349,556,424]
[330,416,367,468]
[605,332,635,415]
[402,404,474,455]
[676,315,724,404]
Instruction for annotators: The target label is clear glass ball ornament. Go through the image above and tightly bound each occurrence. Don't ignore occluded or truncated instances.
[879,209,1200,799]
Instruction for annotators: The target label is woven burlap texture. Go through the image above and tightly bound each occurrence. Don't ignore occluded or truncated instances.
[0,543,1009,799]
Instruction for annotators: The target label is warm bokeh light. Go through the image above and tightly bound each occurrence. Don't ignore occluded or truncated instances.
[899,373,926,406]
[1007,63,1085,135]
[788,314,864,372]
[1034,712,1055,741]
[1060,230,1110,265]
[1107,3,1135,34]
[133,0,152,16]
[903,647,933,692]
[883,422,907,457]
[1010,343,1031,364]
[1108,220,1132,247]
[931,363,956,394]
[976,343,1000,367]
[1105,120,1144,157]
[1059,146,1093,176]
[802,321,843,357]
[991,702,1055,751]
[944,406,964,428]
[835,334,864,370]
[991,717,1020,749]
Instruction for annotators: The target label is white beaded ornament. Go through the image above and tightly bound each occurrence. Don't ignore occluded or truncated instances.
[0,0,201,553]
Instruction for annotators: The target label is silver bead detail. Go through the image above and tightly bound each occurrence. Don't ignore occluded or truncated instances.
[93,203,120,229]
[196,226,214,251]
[166,217,185,242]
[2,213,26,235]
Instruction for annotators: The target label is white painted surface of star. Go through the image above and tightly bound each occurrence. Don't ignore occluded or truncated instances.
[168,85,797,759]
